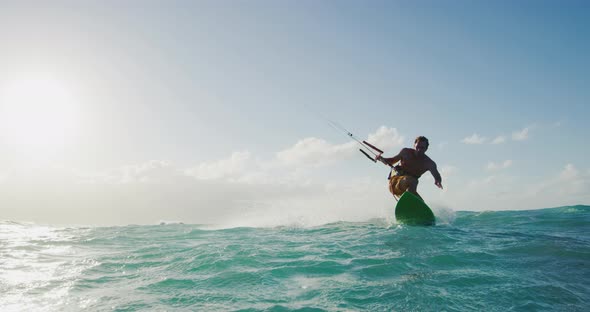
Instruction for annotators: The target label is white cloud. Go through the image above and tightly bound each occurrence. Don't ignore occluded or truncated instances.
[273,126,403,169]
[185,151,251,180]
[486,160,513,171]
[119,160,178,183]
[512,127,530,141]
[431,162,588,212]
[461,133,486,144]
[559,163,578,180]
[0,126,411,226]
[468,175,497,187]
[554,164,589,196]
[275,137,356,168]
[5,115,587,226]
[365,126,405,152]
[74,160,182,184]
[0,158,395,227]
[521,163,589,205]
[491,136,506,144]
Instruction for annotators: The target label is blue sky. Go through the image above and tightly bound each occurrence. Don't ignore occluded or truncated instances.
[0,1,588,225]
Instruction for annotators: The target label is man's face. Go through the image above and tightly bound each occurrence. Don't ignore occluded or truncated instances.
[414,141,429,155]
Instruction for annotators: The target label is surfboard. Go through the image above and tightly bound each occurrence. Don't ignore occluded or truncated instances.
[395,192,436,226]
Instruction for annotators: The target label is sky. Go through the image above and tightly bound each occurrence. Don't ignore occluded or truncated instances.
[0,0,588,226]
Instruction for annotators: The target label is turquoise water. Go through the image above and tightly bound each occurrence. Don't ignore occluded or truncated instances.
[1,206,589,311]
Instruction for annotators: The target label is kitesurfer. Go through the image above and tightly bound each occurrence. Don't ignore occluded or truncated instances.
[376,136,443,200]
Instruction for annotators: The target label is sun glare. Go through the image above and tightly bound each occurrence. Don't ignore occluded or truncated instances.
[0,75,80,156]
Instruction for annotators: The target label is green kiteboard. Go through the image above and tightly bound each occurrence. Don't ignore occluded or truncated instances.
[395,192,436,226]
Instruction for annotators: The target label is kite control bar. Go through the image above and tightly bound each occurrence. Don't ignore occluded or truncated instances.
[362,140,383,154]
[321,117,396,199]
[359,149,378,163]
[359,140,391,167]
[322,118,390,167]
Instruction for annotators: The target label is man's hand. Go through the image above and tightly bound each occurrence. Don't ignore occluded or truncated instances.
[377,155,392,167]
[435,181,443,189]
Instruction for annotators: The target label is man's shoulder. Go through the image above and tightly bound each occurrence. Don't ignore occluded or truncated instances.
[424,155,436,166]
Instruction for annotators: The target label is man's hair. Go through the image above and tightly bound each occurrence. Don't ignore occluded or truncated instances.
[414,136,429,146]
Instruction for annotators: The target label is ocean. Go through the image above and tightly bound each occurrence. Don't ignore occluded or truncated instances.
[1,205,589,311]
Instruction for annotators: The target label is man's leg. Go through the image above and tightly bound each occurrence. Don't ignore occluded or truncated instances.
[389,176,405,197]
[400,176,422,200]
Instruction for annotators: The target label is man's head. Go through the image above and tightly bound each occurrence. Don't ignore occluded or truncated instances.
[414,136,429,155]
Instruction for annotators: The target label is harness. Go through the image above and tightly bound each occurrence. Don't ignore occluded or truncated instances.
[388,165,420,180]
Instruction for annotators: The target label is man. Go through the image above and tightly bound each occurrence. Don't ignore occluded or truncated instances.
[376,136,443,200]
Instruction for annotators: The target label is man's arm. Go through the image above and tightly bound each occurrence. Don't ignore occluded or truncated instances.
[430,161,443,189]
[377,149,404,166]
